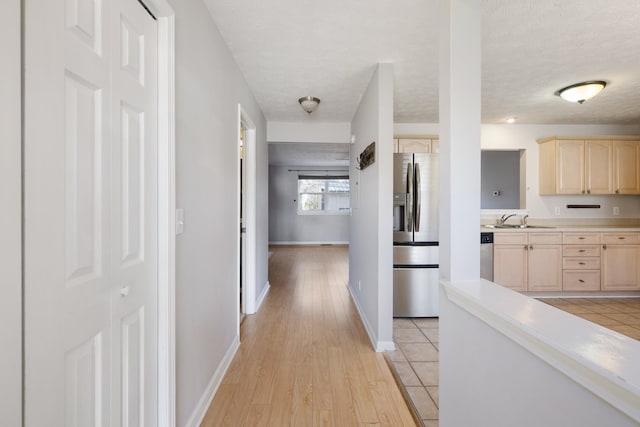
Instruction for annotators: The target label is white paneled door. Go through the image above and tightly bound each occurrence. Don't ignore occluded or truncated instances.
[24,0,158,426]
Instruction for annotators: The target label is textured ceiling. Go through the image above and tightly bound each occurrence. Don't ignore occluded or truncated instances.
[205,0,640,125]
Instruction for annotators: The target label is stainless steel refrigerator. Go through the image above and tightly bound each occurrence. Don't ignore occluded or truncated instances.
[392,153,439,317]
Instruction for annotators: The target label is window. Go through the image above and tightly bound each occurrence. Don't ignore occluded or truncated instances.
[298,175,350,215]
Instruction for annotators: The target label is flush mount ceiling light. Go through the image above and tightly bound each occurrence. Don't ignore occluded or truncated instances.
[298,96,321,114]
[556,80,607,104]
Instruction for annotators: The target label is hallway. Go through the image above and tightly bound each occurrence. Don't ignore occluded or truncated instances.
[201,245,416,426]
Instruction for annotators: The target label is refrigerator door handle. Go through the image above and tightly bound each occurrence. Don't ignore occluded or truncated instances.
[414,162,421,231]
[406,162,413,232]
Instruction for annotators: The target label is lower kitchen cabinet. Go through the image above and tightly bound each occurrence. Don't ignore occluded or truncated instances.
[494,243,528,291]
[528,243,563,291]
[563,270,601,291]
[493,230,640,293]
[601,244,640,291]
[493,233,562,292]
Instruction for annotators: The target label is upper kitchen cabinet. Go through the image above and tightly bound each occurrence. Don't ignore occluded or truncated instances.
[394,136,439,154]
[613,140,640,194]
[538,136,640,195]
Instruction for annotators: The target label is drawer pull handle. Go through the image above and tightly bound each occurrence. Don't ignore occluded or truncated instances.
[603,244,607,250]
[579,237,585,240]
[579,262,585,265]
[618,237,626,240]
[524,245,529,250]
[578,249,586,253]
[579,279,585,283]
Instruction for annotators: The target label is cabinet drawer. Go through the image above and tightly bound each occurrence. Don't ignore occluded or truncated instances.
[563,271,601,291]
[528,232,562,245]
[494,233,528,245]
[563,233,601,245]
[562,257,600,270]
[563,245,600,257]
[602,233,640,244]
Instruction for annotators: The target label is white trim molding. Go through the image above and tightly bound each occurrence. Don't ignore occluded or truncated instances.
[347,284,395,352]
[255,281,271,312]
[184,336,240,427]
[142,1,176,425]
[238,105,258,317]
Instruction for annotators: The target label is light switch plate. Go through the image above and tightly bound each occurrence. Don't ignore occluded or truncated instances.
[176,208,184,234]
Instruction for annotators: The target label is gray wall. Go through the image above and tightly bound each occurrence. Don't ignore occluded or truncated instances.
[269,165,349,244]
[172,0,268,424]
[349,64,395,351]
[481,150,520,209]
[0,1,22,425]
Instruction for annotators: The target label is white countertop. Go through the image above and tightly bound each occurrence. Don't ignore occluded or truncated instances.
[483,224,640,232]
[442,278,640,422]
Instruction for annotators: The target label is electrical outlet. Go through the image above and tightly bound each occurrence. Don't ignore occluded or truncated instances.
[613,206,620,216]
[554,206,561,216]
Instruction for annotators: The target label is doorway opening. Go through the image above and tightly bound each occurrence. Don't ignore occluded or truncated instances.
[239,125,246,323]
[237,105,257,335]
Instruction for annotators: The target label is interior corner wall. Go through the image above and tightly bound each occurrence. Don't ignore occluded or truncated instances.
[0,1,22,425]
[268,165,349,244]
[349,63,394,350]
[170,0,267,424]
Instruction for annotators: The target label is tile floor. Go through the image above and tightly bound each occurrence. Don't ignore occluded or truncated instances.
[539,297,640,340]
[388,317,440,427]
[388,297,640,426]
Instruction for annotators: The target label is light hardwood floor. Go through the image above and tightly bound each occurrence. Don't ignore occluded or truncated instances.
[201,245,416,426]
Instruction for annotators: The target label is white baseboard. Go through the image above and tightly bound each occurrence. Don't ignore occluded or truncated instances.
[256,281,270,311]
[184,335,240,427]
[268,241,349,246]
[347,283,395,352]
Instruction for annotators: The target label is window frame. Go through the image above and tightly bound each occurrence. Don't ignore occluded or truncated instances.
[297,174,350,216]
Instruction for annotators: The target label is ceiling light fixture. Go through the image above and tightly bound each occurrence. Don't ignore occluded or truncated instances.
[506,117,516,124]
[298,96,321,114]
[556,80,607,104]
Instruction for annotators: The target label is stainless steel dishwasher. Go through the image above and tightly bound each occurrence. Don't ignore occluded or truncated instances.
[480,232,493,281]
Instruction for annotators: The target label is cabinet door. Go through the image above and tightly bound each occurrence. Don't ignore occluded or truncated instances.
[398,138,430,153]
[556,140,585,194]
[602,245,640,290]
[585,140,613,194]
[613,140,640,194]
[493,244,528,291]
[528,245,563,291]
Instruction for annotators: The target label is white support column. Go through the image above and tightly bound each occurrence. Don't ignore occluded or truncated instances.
[438,0,482,282]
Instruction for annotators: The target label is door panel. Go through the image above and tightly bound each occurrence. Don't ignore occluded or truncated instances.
[413,153,439,243]
[25,0,158,425]
[393,268,439,317]
[111,0,158,425]
[393,153,413,243]
[25,0,111,424]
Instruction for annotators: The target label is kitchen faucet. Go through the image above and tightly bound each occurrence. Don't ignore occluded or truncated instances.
[498,213,516,225]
